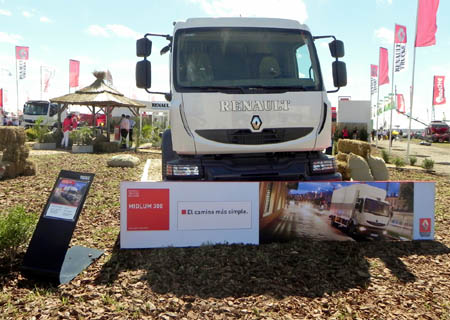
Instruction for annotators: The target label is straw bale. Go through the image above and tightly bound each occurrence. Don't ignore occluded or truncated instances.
[337,139,371,158]
[15,161,25,175]
[348,153,374,181]
[367,155,389,181]
[0,127,26,148]
[23,160,37,176]
[336,160,351,181]
[2,145,29,162]
[0,162,5,179]
[335,152,349,162]
[2,161,17,179]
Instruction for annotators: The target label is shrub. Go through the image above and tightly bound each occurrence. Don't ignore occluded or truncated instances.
[381,149,390,163]
[71,127,94,145]
[392,157,405,168]
[0,206,37,261]
[25,128,38,141]
[357,128,369,142]
[422,158,435,171]
[34,118,51,143]
[409,156,417,166]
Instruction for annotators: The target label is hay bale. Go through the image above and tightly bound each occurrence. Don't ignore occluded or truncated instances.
[0,162,5,179]
[367,155,389,181]
[15,161,25,175]
[2,161,17,179]
[2,145,30,162]
[348,153,374,181]
[336,160,351,180]
[335,152,349,162]
[23,160,37,176]
[0,127,26,148]
[337,139,371,158]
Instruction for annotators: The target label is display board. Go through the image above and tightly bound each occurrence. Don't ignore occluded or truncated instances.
[120,182,259,248]
[22,170,103,284]
[120,181,435,249]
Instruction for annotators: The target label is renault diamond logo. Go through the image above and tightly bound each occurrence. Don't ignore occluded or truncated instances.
[251,115,262,130]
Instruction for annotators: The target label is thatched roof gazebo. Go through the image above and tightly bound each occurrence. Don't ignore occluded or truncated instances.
[50,71,145,141]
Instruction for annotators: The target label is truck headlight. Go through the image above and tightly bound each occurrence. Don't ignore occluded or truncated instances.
[311,158,336,173]
[382,230,387,235]
[359,226,367,231]
[167,164,200,176]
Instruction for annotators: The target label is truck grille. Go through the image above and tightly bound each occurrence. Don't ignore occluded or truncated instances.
[195,127,314,145]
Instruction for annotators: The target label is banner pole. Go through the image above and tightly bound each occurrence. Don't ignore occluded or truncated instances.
[40,66,42,100]
[376,70,381,149]
[389,37,396,154]
[407,0,420,160]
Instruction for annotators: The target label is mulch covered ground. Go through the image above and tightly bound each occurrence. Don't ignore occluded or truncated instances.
[0,152,449,319]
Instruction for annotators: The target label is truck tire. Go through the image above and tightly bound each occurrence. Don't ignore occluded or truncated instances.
[161,129,178,180]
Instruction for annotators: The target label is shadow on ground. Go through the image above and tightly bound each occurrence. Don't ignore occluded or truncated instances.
[94,238,449,299]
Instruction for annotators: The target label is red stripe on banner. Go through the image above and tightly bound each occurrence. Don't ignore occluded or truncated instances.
[396,94,406,113]
[371,64,378,77]
[378,48,389,86]
[433,76,446,105]
[415,0,440,47]
[69,60,80,88]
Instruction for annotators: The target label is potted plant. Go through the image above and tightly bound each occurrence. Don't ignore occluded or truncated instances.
[32,118,57,150]
[71,126,94,153]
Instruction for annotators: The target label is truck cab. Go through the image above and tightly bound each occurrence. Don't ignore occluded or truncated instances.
[22,100,65,129]
[425,120,449,142]
[136,18,347,181]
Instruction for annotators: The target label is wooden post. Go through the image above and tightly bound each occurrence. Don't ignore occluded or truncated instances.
[106,106,111,142]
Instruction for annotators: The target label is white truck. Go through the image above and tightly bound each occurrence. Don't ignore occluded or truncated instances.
[22,100,66,129]
[135,18,347,180]
[329,184,392,238]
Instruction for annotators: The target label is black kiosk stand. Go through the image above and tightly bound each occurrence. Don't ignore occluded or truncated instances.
[22,170,103,284]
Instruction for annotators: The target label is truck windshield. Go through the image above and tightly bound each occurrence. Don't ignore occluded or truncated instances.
[174,28,322,92]
[364,199,390,217]
[23,102,49,115]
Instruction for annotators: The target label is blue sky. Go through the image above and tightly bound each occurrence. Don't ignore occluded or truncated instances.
[0,0,448,128]
[290,181,400,196]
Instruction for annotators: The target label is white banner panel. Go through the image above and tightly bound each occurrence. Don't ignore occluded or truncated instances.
[120,182,259,248]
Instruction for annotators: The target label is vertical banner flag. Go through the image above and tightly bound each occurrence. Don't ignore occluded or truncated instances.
[397,94,406,113]
[433,76,446,105]
[42,66,55,93]
[394,24,407,72]
[69,59,80,88]
[370,64,378,95]
[379,47,389,86]
[15,46,29,80]
[415,0,440,47]
[0,88,3,108]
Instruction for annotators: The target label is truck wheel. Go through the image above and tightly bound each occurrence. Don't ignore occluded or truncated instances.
[347,221,356,236]
[161,129,177,181]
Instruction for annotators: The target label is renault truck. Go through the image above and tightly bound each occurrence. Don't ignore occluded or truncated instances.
[135,18,347,180]
[329,184,392,238]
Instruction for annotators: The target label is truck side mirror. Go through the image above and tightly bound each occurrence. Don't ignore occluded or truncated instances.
[136,60,152,89]
[332,61,347,88]
[329,40,344,58]
[137,38,152,57]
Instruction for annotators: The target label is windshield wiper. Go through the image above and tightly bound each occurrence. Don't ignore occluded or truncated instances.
[244,85,317,93]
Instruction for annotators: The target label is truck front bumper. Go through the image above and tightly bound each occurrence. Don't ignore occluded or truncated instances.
[165,152,342,181]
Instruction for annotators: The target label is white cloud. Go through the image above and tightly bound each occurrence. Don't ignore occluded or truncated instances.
[0,9,11,16]
[189,0,308,23]
[40,16,51,23]
[22,10,32,18]
[86,25,110,38]
[105,24,141,39]
[376,0,393,5]
[86,24,140,39]
[374,27,394,45]
[0,31,23,44]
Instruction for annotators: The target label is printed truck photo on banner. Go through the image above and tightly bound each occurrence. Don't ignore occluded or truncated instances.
[259,181,433,242]
[45,178,90,221]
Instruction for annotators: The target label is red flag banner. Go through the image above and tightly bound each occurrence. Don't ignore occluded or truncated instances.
[397,94,406,113]
[415,0,440,47]
[15,46,29,60]
[0,88,3,108]
[395,24,407,44]
[378,48,389,86]
[433,75,446,105]
[69,59,80,88]
[370,65,378,95]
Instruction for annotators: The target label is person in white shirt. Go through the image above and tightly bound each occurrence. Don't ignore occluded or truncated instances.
[119,114,130,148]
[126,115,136,145]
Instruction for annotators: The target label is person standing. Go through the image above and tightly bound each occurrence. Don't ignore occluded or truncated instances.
[61,114,73,149]
[119,114,130,148]
[126,115,135,145]
[342,127,349,139]
[72,114,79,130]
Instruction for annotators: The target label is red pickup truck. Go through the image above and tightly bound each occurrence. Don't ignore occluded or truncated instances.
[425,121,449,143]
